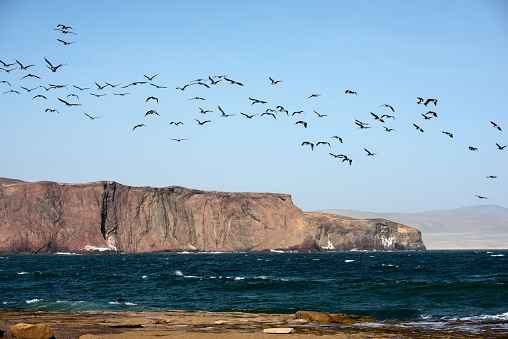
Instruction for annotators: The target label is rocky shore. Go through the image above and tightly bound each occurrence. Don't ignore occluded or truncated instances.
[1,309,506,338]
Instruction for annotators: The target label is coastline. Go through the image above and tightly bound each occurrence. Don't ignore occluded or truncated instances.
[1,308,506,339]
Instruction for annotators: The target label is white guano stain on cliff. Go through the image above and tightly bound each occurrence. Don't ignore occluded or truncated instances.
[84,236,118,252]
[381,235,395,248]
[321,237,335,250]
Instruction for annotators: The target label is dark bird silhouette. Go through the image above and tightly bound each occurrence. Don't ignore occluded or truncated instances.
[276,106,288,116]
[170,138,188,142]
[56,24,73,30]
[133,124,146,130]
[105,82,121,88]
[3,89,20,94]
[224,77,244,86]
[44,58,64,72]
[475,195,488,199]
[176,84,189,91]
[58,97,81,106]
[189,97,205,101]
[345,90,357,95]
[170,121,184,126]
[199,107,212,114]
[20,86,38,92]
[20,74,40,80]
[49,83,67,89]
[308,94,320,99]
[249,97,267,105]
[16,60,35,70]
[218,105,234,117]
[422,113,433,120]
[144,74,157,81]
[95,82,108,90]
[84,112,101,120]
[45,109,59,113]
[121,81,147,88]
[292,111,304,116]
[195,119,211,125]
[269,77,282,85]
[150,83,167,89]
[425,111,438,117]
[316,141,331,147]
[31,94,47,100]
[295,121,308,128]
[0,60,15,68]
[144,110,159,117]
[314,111,327,118]
[261,112,276,119]
[469,146,478,151]
[486,176,497,179]
[0,80,11,86]
[364,148,377,156]
[196,81,210,88]
[425,98,438,106]
[442,131,453,138]
[73,85,90,91]
[413,123,424,132]
[89,93,107,97]
[383,126,395,132]
[330,136,343,143]
[381,114,395,120]
[355,119,371,129]
[54,28,76,34]
[301,141,314,150]
[0,67,18,73]
[491,121,502,131]
[370,112,385,123]
[496,143,507,150]
[66,94,78,100]
[146,96,159,104]
[379,104,394,112]
[57,38,75,45]
[208,76,221,85]
[416,97,425,105]
[329,153,347,159]
[240,113,257,119]
[113,92,130,96]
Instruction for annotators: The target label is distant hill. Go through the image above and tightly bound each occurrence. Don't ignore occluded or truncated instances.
[0,177,26,186]
[316,205,508,249]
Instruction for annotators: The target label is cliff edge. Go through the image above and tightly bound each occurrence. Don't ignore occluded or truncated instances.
[0,179,425,253]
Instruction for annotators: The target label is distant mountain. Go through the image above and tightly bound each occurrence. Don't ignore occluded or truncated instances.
[316,205,508,249]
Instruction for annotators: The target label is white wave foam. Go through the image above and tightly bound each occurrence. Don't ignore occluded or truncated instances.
[26,298,42,304]
[460,312,508,321]
[345,259,355,263]
[17,271,29,275]
[174,270,184,276]
[142,275,148,279]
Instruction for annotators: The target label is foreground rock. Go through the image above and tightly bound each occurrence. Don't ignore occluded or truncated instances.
[0,179,425,254]
[9,323,54,339]
[295,311,378,324]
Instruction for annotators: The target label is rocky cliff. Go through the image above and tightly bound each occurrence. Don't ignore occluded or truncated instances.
[0,179,425,253]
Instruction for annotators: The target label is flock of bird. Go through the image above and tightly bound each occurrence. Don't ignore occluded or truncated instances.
[1,24,505,202]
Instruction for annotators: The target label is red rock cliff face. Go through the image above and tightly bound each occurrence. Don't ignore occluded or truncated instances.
[0,179,425,253]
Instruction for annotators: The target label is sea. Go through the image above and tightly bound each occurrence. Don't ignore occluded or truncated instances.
[1,250,507,334]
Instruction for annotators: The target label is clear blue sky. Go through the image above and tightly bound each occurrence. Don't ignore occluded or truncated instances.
[1,0,507,213]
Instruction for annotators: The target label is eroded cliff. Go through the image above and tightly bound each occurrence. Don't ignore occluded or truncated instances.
[0,179,425,253]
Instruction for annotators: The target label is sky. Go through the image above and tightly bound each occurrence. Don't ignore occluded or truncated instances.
[1,0,507,213]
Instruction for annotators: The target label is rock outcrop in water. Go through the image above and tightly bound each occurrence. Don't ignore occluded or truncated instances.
[0,178,425,253]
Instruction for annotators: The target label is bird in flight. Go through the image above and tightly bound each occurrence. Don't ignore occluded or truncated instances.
[54,28,77,35]
[144,74,157,81]
[468,146,478,151]
[189,97,205,101]
[269,77,282,85]
[413,123,424,132]
[44,57,66,72]
[379,104,395,112]
[316,141,331,147]
[0,60,15,68]
[249,97,267,105]
[144,110,159,117]
[20,86,38,92]
[490,121,502,131]
[314,111,327,118]
[89,93,107,97]
[224,77,244,86]
[3,90,20,94]
[84,112,101,120]
[345,90,357,95]
[261,112,276,119]
[95,82,107,90]
[295,121,308,128]
[170,121,184,126]
[370,112,385,123]
[176,84,189,91]
[442,131,453,138]
[240,113,257,119]
[31,94,47,100]
[150,83,167,89]
[301,141,314,150]
[113,92,130,96]
[475,195,488,199]
[45,109,59,113]
[0,80,11,87]
[133,124,146,130]
[73,85,90,91]
[496,143,506,150]
[208,76,221,85]
[292,111,304,116]
[146,96,159,104]
[364,148,377,156]
[330,136,343,143]
[122,81,147,88]
[486,176,497,179]
[57,39,75,45]
[355,119,371,129]
[308,94,321,99]
[218,105,235,117]
[58,97,81,106]
[20,74,41,80]
[170,138,188,142]
[383,126,395,132]
[195,119,211,125]
[16,60,35,70]
[199,107,212,114]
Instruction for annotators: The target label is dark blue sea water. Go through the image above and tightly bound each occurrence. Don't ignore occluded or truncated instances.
[1,250,507,323]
